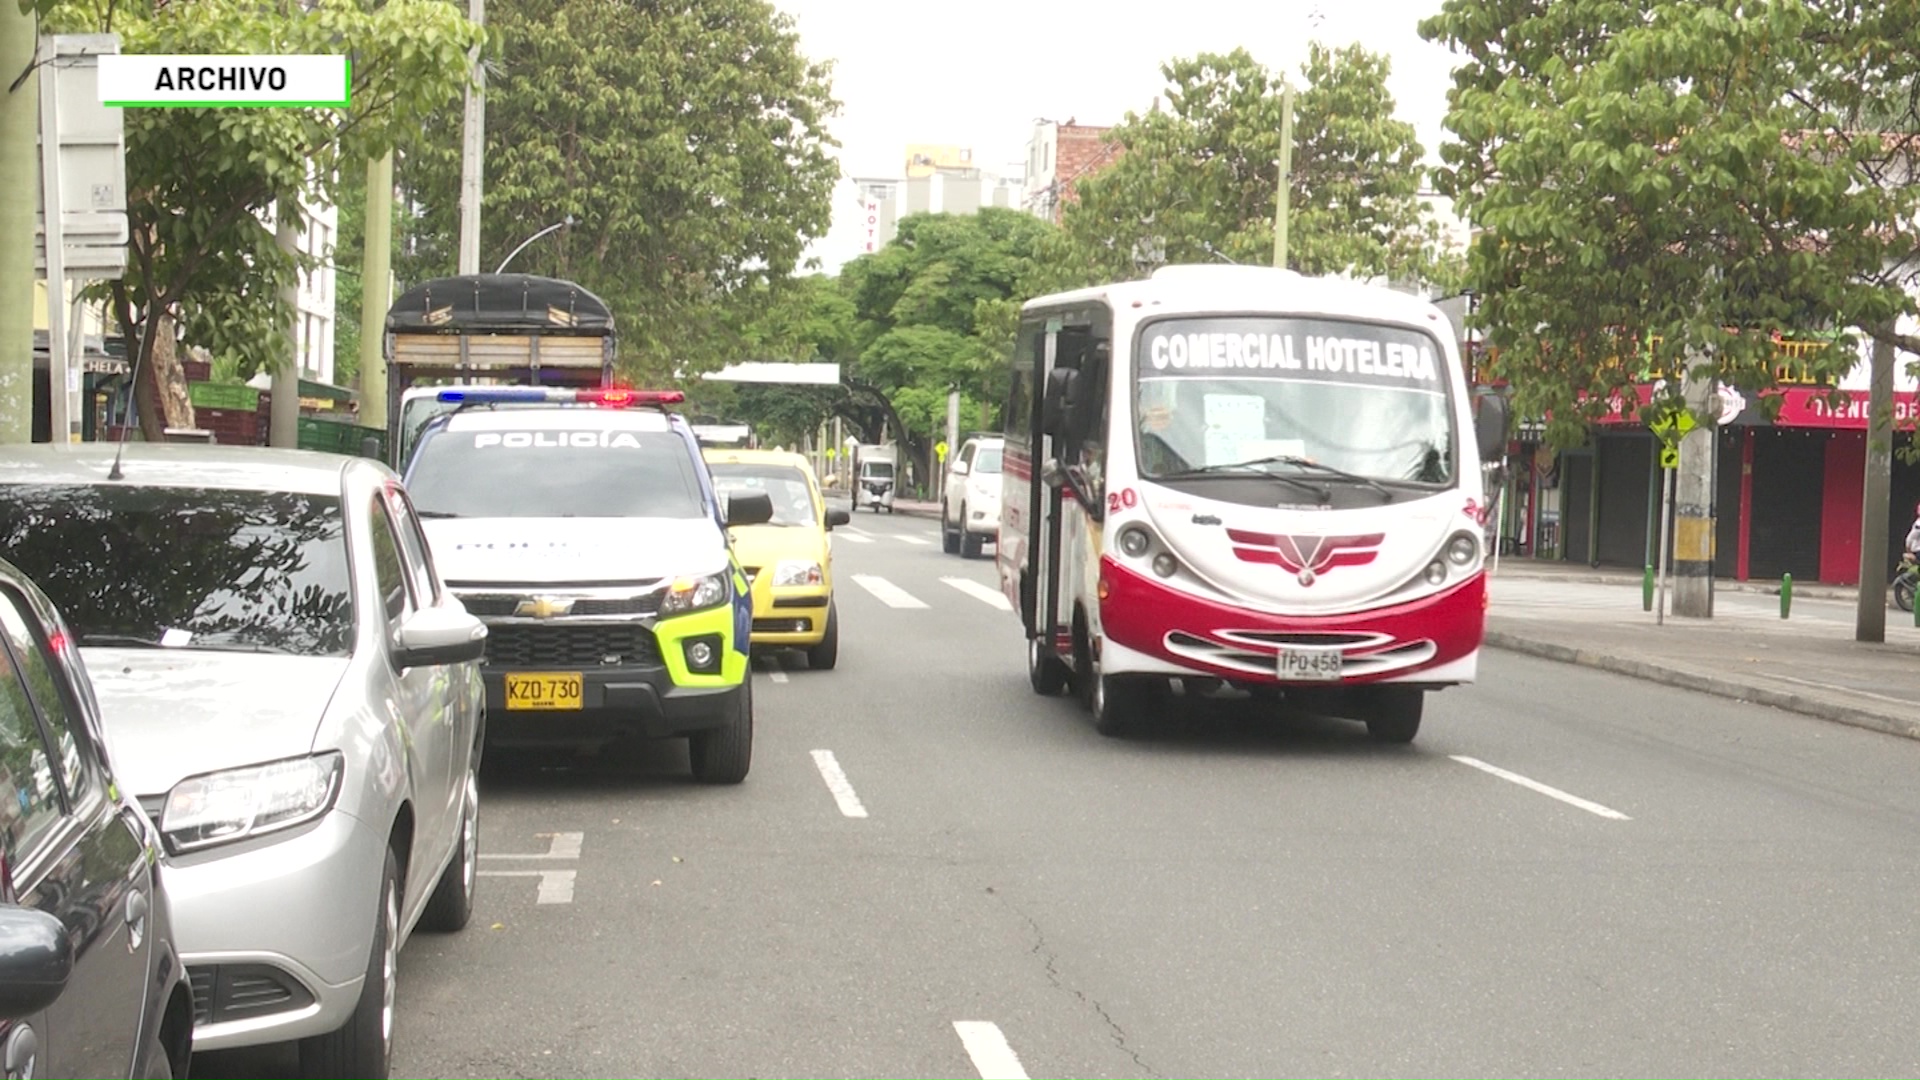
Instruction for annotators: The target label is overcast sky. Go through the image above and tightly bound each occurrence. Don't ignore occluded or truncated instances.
[774,0,1465,272]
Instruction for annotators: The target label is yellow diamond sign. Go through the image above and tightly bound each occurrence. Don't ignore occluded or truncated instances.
[1649,410,1696,446]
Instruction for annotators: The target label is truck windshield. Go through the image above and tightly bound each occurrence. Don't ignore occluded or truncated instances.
[1134,316,1455,486]
[862,463,895,480]
[406,426,710,519]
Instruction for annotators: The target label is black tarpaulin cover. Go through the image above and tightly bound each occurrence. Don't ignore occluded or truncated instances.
[385,274,614,334]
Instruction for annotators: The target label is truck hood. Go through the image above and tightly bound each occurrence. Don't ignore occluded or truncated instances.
[424,516,727,585]
[81,649,349,800]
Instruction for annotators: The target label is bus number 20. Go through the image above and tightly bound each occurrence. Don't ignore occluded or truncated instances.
[1107,488,1138,514]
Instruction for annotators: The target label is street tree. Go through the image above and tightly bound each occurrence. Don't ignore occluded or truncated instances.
[386,0,839,377]
[45,0,481,440]
[1039,44,1459,292]
[839,208,1055,478]
[1419,0,1920,442]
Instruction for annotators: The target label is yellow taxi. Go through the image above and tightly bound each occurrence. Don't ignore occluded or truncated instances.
[702,448,849,669]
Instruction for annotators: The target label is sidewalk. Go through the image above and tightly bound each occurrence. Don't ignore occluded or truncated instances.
[1486,565,1920,742]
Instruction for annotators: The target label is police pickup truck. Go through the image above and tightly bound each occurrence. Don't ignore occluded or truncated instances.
[402,387,768,782]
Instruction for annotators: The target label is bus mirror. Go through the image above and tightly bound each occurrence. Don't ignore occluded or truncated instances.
[1042,367,1079,438]
[1474,395,1510,461]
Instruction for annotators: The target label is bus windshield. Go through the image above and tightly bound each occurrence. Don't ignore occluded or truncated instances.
[1133,316,1455,486]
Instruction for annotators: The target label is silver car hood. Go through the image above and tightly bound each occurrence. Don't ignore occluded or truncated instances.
[81,648,350,799]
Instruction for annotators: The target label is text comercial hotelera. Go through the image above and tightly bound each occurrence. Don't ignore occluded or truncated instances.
[1146,331,1441,383]
[152,64,290,92]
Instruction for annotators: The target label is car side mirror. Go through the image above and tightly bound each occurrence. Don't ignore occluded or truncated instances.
[0,905,73,1021]
[825,508,851,529]
[394,605,488,669]
[726,492,774,528]
[950,460,970,477]
[1473,394,1511,462]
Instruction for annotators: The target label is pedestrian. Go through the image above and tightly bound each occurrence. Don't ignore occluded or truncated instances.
[1906,502,1920,560]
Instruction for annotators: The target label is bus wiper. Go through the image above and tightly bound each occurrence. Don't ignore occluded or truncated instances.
[1260,456,1396,501]
[1158,462,1330,502]
[415,509,460,519]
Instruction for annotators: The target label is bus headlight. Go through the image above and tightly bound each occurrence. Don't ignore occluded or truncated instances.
[1446,532,1478,566]
[1153,553,1179,578]
[1118,525,1152,558]
[1424,560,1447,585]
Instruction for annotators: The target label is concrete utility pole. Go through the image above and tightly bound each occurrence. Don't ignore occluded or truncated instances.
[359,152,393,432]
[1672,363,1716,617]
[271,215,301,448]
[0,12,38,443]
[456,0,484,275]
[1855,328,1896,642]
[1271,80,1294,271]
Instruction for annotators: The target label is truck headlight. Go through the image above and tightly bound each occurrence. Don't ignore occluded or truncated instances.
[661,571,730,615]
[161,753,344,853]
[774,560,824,586]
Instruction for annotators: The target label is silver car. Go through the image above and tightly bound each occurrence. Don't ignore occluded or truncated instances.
[0,444,488,1078]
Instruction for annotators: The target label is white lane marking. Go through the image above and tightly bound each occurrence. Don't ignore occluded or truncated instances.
[896,535,931,546]
[953,1022,1028,1080]
[477,869,578,904]
[1449,756,1632,821]
[843,525,874,536]
[810,750,869,818]
[769,669,790,684]
[942,577,1013,611]
[835,533,875,544]
[852,574,929,609]
[479,831,583,860]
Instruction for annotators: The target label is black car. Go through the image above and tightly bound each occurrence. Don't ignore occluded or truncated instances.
[0,556,192,1078]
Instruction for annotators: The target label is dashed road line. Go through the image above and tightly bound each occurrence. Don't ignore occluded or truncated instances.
[478,869,577,904]
[768,669,790,684]
[835,533,875,544]
[480,831,584,860]
[895,535,931,546]
[953,1021,1028,1080]
[852,574,929,609]
[810,750,869,818]
[942,576,1012,611]
[1449,756,1631,821]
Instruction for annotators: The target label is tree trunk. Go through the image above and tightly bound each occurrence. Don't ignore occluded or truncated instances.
[134,312,195,440]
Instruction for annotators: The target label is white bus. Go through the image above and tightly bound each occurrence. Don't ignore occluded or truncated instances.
[997,265,1509,743]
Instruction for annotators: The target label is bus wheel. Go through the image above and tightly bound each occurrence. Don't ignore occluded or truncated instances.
[1091,672,1151,738]
[1028,636,1070,696]
[1360,687,1423,744]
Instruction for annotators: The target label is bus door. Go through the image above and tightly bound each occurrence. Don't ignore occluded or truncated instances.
[1033,311,1112,669]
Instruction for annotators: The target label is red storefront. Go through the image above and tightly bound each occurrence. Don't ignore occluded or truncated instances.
[1501,384,1920,585]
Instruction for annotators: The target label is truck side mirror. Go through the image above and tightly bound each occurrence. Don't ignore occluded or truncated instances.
[1474,394,1511,462]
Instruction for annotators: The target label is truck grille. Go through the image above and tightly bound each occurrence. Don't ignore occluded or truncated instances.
[484,623,659,667]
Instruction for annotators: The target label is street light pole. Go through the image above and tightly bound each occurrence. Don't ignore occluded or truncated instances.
[495,216,573,274]
[457,0,485,275]
[1271,79,1294,271]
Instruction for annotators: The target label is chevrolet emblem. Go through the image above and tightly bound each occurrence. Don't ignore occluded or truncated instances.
[514,596,575,619]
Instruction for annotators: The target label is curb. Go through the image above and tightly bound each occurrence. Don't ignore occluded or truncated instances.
[1483,631,1920,743]
[1492,571,1858,603]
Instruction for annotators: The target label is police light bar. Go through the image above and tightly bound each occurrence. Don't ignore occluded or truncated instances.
[436,387,686,407]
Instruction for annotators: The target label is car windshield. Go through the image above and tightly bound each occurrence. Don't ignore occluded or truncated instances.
[406,424,709,519]
[863,462,894,480]
[0,485,353,657]
[398,397,459,467]
[1134,316,1456,486]
[973,447,1003,474]
[706,463,817,527]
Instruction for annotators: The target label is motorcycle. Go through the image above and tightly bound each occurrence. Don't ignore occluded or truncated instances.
[1892,552,1917,612]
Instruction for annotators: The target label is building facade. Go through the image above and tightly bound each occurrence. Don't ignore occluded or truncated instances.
[851,146,1027,255]
[1023,120,1121,223]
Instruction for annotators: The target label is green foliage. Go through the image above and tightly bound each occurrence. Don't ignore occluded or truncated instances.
[390,0,840,378]
[1039,44,1459,292]
[44,0,480,430]
[1422,0,1920,448]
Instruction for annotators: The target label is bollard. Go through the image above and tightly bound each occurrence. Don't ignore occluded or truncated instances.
[1643,564,1654,612]
[1781,573,1792,619]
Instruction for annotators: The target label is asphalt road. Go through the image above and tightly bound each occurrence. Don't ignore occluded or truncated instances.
[202,505,1920,1079]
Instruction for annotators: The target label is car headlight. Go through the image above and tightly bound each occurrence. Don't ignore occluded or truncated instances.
[661,571,731,615]
[161,752,344,853]
[773,560,824,586]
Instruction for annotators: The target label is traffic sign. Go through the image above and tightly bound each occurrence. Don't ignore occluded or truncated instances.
[1649,410,1696,446]
[936,440,949,462]
[1660,446,1679,469]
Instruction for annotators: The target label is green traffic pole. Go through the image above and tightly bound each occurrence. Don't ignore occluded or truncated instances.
[1643,564,1654,612]
[1781,573,1791,619]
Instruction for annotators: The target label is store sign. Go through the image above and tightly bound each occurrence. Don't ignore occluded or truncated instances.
[861,199,880,253]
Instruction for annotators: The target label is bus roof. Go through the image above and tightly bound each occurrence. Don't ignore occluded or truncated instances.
[1022,265,1450,329]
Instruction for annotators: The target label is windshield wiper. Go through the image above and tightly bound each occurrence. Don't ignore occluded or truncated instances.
[1257,456,1398,501]
[78,632,280,655]
[1156,462,1331,502]
[415,509,460,519]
